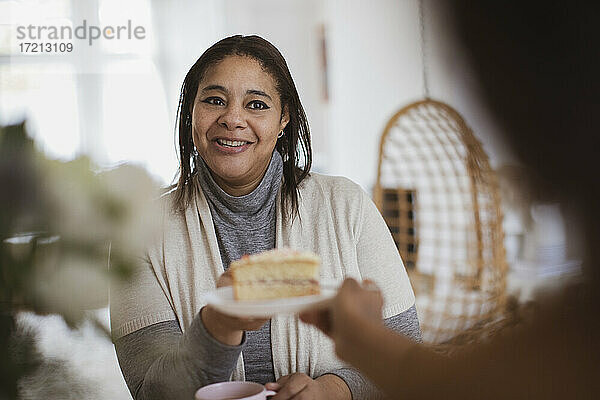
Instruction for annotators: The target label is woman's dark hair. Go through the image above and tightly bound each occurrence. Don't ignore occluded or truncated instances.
[173,35,312,221]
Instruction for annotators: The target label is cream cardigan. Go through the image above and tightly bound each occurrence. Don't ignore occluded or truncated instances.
[110,172,415,381]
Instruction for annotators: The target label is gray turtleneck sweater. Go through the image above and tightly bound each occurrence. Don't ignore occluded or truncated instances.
[114,151,422,400]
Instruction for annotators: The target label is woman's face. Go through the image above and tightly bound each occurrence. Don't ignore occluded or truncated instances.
[192,55,289,192]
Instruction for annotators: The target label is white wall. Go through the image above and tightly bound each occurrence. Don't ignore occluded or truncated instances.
[323,0,515,191]
[214,0,514,192]
[324,0,423,190]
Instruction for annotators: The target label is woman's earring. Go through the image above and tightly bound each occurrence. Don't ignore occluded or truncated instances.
[277,130,284,139]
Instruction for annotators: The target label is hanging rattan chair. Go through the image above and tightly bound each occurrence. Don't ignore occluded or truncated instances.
[373,98,508,344]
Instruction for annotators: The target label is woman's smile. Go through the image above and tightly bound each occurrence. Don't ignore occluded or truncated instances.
[212,137,254,154]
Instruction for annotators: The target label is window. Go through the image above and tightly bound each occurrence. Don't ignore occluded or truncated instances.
[0,0,176,184]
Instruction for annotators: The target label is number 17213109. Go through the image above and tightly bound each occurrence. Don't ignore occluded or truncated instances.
[19,42,73,53]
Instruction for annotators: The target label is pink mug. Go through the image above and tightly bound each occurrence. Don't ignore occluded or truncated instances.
[194,381,276,400]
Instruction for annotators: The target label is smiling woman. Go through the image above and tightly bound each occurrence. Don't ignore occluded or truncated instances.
[173,36,311,222]
[110,35,421,400]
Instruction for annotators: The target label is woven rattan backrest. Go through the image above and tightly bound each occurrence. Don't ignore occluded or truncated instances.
[374,98,507,344]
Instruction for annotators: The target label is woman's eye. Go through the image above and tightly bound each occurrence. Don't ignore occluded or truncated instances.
[247,100,270,110]
[202,97,225,106]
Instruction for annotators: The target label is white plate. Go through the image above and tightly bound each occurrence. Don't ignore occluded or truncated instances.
[203,286,336,318]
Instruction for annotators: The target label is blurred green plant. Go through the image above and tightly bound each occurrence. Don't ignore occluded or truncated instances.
[0,121,162,398]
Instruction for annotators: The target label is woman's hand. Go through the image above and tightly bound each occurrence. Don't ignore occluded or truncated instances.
[299,278,384,362]
[201,270,269,346]
[266,372,350,400]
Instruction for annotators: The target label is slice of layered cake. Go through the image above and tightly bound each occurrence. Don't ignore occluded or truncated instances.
[230,248,321,301]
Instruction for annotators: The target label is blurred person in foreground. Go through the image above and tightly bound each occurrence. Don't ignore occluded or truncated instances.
[300,2,599,399]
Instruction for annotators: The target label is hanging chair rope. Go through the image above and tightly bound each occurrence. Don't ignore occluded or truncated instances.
[419,0,430,99]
